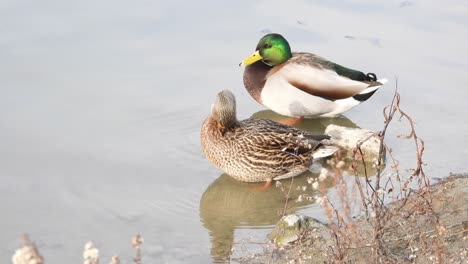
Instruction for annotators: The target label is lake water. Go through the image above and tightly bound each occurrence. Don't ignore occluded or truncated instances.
[1,0,467,263]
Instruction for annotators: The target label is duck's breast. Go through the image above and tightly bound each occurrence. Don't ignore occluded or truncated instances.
[261,64,366,117]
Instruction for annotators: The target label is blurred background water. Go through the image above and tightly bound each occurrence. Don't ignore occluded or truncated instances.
[1,0,467,263]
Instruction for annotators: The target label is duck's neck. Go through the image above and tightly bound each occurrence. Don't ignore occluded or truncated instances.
[203,116,237,139]
[243,61,272,105]
[202,117,223,140]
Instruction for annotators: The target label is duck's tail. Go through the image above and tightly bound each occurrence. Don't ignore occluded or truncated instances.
[312,145,339,160]
[353,78,388,102]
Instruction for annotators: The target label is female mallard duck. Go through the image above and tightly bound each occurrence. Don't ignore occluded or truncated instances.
[240,33,387,119]
[201,90,338,183]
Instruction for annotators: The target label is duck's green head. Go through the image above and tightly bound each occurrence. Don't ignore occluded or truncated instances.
[240,33,292,67]
[211,90,237,132]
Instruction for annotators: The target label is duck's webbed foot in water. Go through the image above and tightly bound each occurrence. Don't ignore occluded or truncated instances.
[254,178,273,192]
[278,116,304,126]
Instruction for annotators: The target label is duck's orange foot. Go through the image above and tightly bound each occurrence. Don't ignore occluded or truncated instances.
[254,178,273,192]
[279,116,304,126]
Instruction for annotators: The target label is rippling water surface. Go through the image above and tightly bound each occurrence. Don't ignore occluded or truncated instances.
[1,0,467,263]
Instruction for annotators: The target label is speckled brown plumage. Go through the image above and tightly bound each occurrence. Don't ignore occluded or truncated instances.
[201,90,336,182]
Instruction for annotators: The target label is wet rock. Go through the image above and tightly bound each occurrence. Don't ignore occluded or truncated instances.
[268,214,328,246]
[325,124,382,161]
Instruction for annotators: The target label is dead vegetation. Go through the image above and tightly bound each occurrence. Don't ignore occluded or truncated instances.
[238,87,467,263]
[320,87,448,263]
[12,235,143,264]
[12,235,43,264]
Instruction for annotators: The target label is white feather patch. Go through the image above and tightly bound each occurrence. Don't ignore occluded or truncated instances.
[261,64,386,117]
[359,78,388,95]
[313,146,339,159]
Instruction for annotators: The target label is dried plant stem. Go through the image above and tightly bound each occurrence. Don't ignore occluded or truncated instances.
[132,235,143,264]
[320,79,448,263]
[281,177,294,216]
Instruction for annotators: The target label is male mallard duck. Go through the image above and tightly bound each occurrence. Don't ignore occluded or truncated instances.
[240,33,387,119]
[201,90,338,184]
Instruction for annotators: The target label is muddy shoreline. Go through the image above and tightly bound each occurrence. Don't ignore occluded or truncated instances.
[239,174,468,263]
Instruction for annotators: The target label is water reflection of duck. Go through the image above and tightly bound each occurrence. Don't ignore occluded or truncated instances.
[201,90,338,184]
[240,33,387,120]
[199,172,335,263]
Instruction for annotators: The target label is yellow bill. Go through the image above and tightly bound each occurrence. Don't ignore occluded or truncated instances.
[239,50,262,66]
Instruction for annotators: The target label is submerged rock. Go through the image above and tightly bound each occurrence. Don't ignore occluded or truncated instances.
[268,214,328,246]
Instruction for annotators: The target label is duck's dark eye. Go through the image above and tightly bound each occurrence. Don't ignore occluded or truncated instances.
[263,44,271,49]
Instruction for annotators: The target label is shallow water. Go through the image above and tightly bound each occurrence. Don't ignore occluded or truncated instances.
[1,0,468,263]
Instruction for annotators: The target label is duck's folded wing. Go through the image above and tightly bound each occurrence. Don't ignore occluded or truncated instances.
[247,119,329,142]
[244,119,324,156]
[276,63,381,101]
